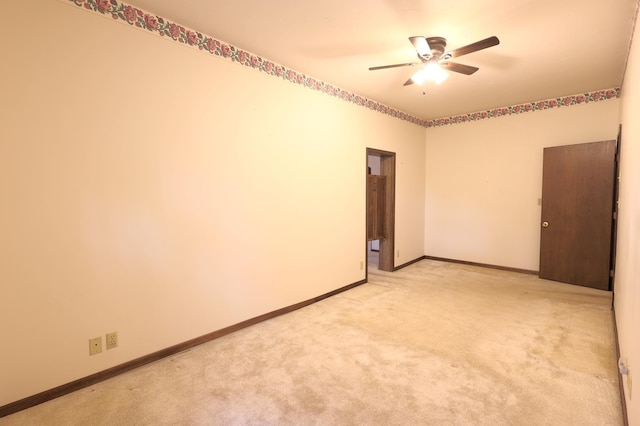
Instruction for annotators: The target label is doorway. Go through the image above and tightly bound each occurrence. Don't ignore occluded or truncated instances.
[539,140,618,290]
[366,148,396,273]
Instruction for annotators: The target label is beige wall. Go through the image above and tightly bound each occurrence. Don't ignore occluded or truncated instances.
[424,100,620,271]
[0,1,425,405]
[616,6,640,423]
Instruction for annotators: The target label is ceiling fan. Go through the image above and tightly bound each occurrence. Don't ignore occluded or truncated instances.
[369,36,499,86]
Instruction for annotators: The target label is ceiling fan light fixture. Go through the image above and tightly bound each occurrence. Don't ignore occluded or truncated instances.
[411,63,449,85]
[410,68,427,86]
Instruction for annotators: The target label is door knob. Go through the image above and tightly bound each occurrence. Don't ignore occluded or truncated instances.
[542,221,549,228]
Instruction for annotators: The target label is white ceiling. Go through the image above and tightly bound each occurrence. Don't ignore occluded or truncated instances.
[124,0,638,120]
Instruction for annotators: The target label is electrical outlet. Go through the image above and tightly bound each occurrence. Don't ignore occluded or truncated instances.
[89,337,102,355]
[620,357,633,399]
[360,261,363,270]
[106,332,118,350]
[397,250,400,258]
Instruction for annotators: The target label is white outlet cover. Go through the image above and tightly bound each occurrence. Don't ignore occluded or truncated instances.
[89,337,102,355]
[106,332,118,349]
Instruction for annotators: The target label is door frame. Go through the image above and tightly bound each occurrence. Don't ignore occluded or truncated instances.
[366,148,396,274]
[610,125,622,300]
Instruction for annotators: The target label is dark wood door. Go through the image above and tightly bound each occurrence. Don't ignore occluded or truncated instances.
[367,175,386,241]
[539,140,617,290]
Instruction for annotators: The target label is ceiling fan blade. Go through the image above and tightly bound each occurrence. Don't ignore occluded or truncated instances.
[369,62,419,71]
[409,36,431,57]
[446,36,499,59]
[403,77,415,86]
[441,62,479,75]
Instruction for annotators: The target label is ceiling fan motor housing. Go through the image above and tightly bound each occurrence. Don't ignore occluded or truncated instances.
[424,37,447,59]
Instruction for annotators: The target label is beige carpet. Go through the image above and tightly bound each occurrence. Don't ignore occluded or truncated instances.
[1,259,622,425]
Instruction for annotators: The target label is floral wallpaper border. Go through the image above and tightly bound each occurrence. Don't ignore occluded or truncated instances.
[428,88,621,127]
[66,0,620,129]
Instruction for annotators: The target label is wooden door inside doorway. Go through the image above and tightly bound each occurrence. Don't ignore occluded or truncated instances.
[367,149,395,272]
[539,140,617,290]
[367,175,386,241]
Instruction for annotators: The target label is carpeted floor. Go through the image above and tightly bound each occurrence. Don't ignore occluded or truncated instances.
[1,259,623,425]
